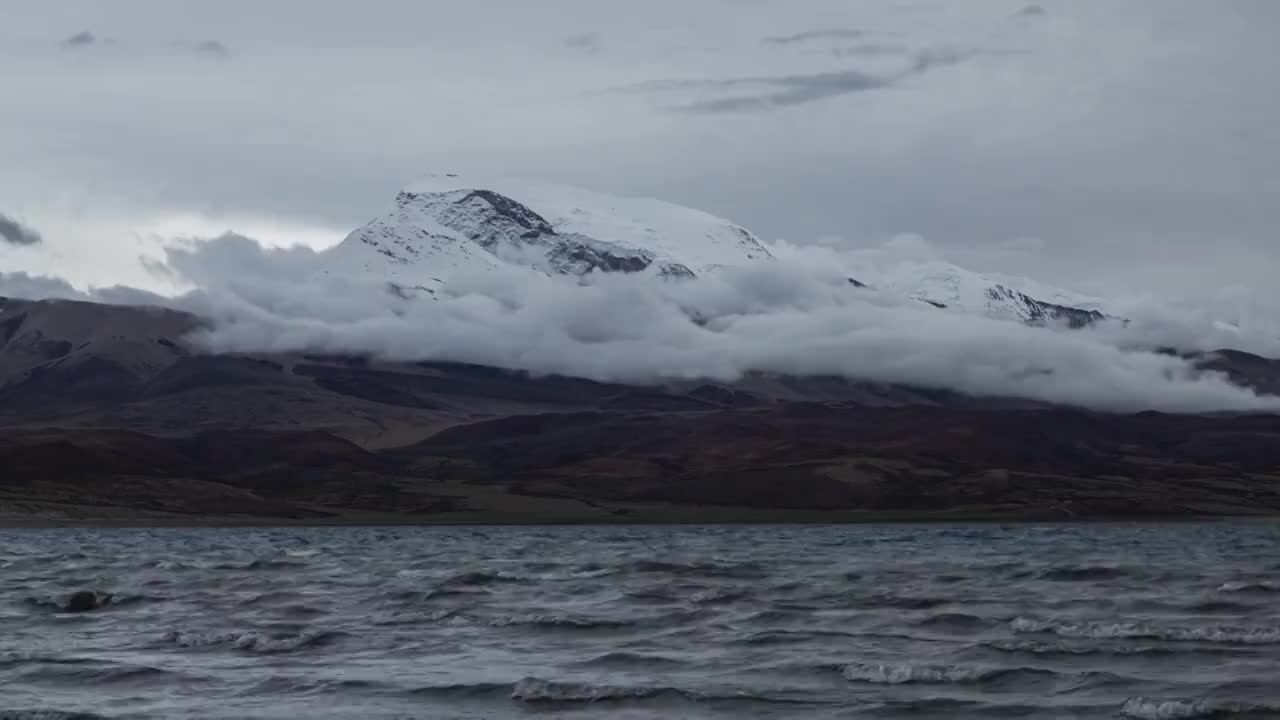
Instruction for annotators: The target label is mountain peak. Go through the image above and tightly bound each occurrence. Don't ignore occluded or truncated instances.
[329,176,773,289]
[327,177,1108,327]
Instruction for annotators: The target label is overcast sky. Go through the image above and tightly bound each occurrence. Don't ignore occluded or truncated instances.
[1,0,1275,298]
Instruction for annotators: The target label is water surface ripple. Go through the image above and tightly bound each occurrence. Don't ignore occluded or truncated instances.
[3,523,1280,719]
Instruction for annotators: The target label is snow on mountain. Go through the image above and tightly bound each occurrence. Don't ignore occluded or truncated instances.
[324,174,773,294]
[855,260,1108,326]
[323,174,1105,326]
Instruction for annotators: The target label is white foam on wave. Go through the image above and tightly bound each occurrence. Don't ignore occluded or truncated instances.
[1011,617,1280,644]
[1121,697,1280,719]
[510,677,667,703]
[485,614,632,630]
[986,639,1173,657]
[1218,581,1280,594]
[163,629,340,653]
[841,662,999,685]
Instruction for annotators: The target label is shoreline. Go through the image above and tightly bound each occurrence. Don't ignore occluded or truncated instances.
[0,508,1265,529]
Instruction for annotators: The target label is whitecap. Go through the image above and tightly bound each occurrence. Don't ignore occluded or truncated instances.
[1120,697,1280,719]
[163,629,343,653]
[841,662,1008,685]
[510,677,671,703]
[1011,617,1280,644]
[1218,581,1280,594]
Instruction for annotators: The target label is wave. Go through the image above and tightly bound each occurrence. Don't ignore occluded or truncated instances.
[983,640,1246,658]
[0,707,110,712]
[1040,565,1131,582]
[20,591,164,615]
[512,677,683,704]
[162,629,346,653]
[1121,697,1280,719]
[0,655,180,686]
[1184,600,1259,614]
[840,661,1054,686]
[212,559,306,571]
[372,608,459,626]
[413,678,722,705]
[690,588,752,605]
[1218,581,1280,594]
[1120,597,1261,615]
[849,594,951,610]
[410,682,511,700]
[140,559,191,570]
[246,676,397,696]
[1012,618,1280,644]
[437,567,619,586]
[572,651,687,669]
[236,590,303,607]
[419,587,488,600]
[622,589,680,603]
[484,614,635,630]
[508,677,810,707]
[14,663,175,685]
[0,655,99,670]
[624,560,766,579]
[738,608,811,623]
[440,570,532,586]
[916,612,994,630]
[734,628,863,645]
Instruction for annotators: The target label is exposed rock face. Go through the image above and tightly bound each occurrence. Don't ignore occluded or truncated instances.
[984,285,1107,328]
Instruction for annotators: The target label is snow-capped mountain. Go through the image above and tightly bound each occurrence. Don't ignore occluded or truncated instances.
[326,174,773,293]
[853,260,1108,327]
[326,175,1106,325]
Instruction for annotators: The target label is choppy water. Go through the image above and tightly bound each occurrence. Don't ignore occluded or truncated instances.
[3,524,1280,719]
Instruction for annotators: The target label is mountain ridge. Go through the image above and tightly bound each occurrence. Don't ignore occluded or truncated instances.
[325,176,1109,327]
[3,295,1280,524]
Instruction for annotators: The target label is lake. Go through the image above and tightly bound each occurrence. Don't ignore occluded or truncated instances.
[3,523,1280,719]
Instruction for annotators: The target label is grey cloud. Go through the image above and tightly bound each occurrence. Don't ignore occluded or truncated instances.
[61,31,97,48]
[763,29,863,45]
[834,42,911,57]
[562,32,601,52]
[1018,5,1047,17]
[0,272,82,301]
[681,69,889,112]
[679,51,964,113]
[0,214,42,246]
[0,271,167,306]
[194,40,230,56]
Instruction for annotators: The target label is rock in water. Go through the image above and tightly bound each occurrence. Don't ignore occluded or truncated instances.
[64,590,109,612]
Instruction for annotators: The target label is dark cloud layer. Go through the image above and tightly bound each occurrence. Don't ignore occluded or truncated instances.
[0,214,42,246]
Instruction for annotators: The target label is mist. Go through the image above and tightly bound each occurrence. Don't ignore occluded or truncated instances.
[7,228,1275,414]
